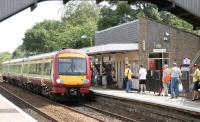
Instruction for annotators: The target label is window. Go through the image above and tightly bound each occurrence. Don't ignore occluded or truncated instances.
[23,64,29,74]
[58,58,86,75]
[148,53,170,70]
[35,63,43,75]
[44,62,51,76]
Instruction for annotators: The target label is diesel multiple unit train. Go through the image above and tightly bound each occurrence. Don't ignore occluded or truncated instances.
[1,49,91,100]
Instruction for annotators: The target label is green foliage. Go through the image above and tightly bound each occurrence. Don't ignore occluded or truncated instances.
[61,2,99,48]
[21,1,193,57]
[0,52,12,63]
[22,2,99,56]
[23,20,62,55]
[160,11,193,32]
[97,1,193,32]
[12,45,26,59]
[98,1,136,30]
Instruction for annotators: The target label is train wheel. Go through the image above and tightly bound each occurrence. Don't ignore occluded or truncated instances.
[42,86,50,97]
[49,93,56,101]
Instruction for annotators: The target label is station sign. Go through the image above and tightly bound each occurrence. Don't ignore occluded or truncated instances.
[103,56,110,62]
[183,58,190,65]
[153,49,166,53]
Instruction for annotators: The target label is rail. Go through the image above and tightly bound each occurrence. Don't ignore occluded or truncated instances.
[82,104,139,122]
[0,82,103,122]
[0,85,58,122]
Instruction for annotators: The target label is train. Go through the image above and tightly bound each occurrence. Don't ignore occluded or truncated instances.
[1,49,91,101]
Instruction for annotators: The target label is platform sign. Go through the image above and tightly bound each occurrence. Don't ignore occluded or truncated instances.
[153,49,166,53]
[180,64,190,71]
[103,56,110,62]
[183,58,190,65]
[181,66,190,71]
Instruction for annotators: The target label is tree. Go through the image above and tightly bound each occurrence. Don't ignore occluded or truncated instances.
[98,1,136,30]
[61,2,99,48]
[97,1,193,32]
[12,45,26,59]
[22,2,99,56]
[0,52,12,63]
[160,11,192,32]
[23,20,62,55]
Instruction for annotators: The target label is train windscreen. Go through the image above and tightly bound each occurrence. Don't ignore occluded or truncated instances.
[58,58,86,75]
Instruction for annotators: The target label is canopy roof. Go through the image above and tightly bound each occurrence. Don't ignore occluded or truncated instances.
[79,43,138,55]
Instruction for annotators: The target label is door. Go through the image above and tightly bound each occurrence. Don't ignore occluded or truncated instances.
[147,53,170,92]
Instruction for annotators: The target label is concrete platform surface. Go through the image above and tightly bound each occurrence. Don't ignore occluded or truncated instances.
[90,87,200,113]
[0,94,37,122]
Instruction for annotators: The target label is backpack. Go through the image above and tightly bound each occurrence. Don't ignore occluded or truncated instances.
[163,69,171,82]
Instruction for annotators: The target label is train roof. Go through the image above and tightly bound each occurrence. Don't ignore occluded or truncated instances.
[25,51,57,61]
[2,49,87,64]
[2,58,25,64]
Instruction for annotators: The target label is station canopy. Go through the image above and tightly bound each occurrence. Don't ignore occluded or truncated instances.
[79,43,138,55]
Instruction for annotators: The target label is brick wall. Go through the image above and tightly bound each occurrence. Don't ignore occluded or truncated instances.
[138,17,200,67]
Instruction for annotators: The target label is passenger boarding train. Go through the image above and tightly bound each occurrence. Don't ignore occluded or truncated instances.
[1,49,91,100]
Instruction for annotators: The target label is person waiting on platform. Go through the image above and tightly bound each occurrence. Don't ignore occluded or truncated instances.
[139,65,147,94]
[124,64,133,93]
[92,67,99,87]
[102,67,107,88]
[162,64,171,96]
[170,63,182,99]
[190,64,200,101]
[111,68,117,88]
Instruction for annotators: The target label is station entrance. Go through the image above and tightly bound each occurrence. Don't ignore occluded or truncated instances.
[146,52,170,93]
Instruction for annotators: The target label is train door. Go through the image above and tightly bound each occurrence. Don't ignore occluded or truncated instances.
[147,53,170,92]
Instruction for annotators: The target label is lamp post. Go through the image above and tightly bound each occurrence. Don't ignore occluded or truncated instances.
[81,35,92,47]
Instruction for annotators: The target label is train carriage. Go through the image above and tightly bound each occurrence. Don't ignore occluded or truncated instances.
[2,49,91,100]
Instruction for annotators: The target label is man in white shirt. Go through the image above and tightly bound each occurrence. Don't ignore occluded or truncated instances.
[139,65,147,93]
[170,63,182,99]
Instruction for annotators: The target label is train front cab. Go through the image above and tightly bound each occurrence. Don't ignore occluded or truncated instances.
[51,50,91,99]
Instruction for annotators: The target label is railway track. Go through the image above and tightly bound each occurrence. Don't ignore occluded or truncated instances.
[0,82,127,122]
[0,85,57,122]
[82,104,139,122]
[1,80,197,122]
[0,82,101,122]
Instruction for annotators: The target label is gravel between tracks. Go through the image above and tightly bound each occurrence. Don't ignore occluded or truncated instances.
[0,82,99,122]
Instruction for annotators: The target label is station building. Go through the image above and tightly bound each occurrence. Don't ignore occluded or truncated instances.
[80,17,200,92]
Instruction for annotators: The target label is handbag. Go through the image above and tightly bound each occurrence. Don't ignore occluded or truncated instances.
[198,80,200,89]
[179,83,183,92]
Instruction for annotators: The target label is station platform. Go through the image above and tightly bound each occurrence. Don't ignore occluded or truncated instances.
[90,87,200,113]
[0,94,37,122]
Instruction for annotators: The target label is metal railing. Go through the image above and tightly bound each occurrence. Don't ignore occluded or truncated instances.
[190,49,200,66]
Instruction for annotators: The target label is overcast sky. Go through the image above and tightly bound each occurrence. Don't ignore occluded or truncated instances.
[0,1,64,53]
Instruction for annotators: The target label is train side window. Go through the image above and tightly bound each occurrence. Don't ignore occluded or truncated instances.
[44,62,51,76]
[23,64,28,74]
[38,63,43,75]
[29,64,36,74]
[35,63,42,75]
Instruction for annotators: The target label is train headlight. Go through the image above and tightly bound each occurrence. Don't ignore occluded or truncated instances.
[83,79,89,84]
[56,79,61,83]
[56,79,64,84]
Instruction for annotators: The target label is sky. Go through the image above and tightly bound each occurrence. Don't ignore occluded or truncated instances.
[0,1,64,53]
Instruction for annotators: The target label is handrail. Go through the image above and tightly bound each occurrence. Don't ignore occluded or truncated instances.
[190,50,200,66]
